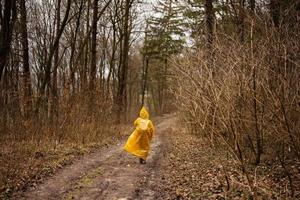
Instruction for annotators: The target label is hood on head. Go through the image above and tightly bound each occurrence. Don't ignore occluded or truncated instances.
[139,106,149,119]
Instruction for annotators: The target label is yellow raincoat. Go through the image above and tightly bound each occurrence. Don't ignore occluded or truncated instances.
[124,107,154,160]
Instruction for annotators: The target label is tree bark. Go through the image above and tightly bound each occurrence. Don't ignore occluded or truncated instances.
[116,0,132,123]
[249,0,255,12]
[106,21,117,98]
[238,0,245,42]
[89,0,112,104]
[270,0,280,27]
[141,27,149,108]
[141,57,149,107]
[51,0,61,123]
[89,0,99,100]
[19,0,32,117]
[205,0,214,49]
[0,0,16,81]
[69,0,84,97]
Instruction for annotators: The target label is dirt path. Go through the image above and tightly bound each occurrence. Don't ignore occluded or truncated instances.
[19,115,175,200]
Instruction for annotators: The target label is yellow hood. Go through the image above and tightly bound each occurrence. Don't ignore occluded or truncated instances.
[139,106,149,119]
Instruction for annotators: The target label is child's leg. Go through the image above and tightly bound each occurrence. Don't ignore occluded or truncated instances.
[139,158,146,164]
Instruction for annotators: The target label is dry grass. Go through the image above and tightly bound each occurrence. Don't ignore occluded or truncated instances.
[157,119,300,199]
[0,93,131,199]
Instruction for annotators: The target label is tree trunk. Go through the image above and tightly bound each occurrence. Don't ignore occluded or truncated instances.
[82,0,91,94]
[141,57,149,107]
[69,0,84,97]
[106,22,117,98]
[19,0,32,117]
[238,0,245,42]
[249,0,255,12]
[160,58,167,113]
[116,0,132,123]
[89,0,99,102]
[270,0,280,27]
[0,0,16,130]
[51,0,61,123]
[0,0,16,81]
[141,27,149,108]
[205,0,214,49]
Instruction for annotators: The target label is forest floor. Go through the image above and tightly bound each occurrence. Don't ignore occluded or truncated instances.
[3,114,300,199]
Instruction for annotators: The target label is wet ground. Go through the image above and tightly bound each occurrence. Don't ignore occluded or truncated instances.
[19,115,175,200]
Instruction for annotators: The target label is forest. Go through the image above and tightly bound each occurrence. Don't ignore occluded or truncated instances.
[0,0,299,199]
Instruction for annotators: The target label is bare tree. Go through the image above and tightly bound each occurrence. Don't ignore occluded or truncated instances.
[116,0,133,122]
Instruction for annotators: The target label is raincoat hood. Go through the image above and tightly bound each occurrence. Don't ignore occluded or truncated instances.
[139,106,149,119]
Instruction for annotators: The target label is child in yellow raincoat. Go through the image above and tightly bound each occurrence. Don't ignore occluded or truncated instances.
[124,107,154,164]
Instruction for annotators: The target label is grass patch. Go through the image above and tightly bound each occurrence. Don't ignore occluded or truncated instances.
[76,166,102,189]
[64,166,103,200]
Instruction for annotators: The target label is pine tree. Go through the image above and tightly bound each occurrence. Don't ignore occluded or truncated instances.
[141,0,185,113]
[143,0,185,59]
[183,0,204,41]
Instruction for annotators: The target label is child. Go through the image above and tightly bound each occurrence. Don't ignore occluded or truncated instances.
[124,107,155,164]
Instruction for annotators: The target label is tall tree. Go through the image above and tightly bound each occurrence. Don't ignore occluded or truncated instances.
[19,0,32,117]
[89,0,99,105]
[116,0,133,122]
[0,0,17,81]
[41,0,72,95]
[51,0,61,122]
[146,0,185,58]
[69,0,84,97]
[88,0,112,105]
[141,27,149,107]
[144,0,185,113]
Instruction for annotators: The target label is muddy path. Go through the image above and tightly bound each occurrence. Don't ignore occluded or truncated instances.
[19,115,175,200]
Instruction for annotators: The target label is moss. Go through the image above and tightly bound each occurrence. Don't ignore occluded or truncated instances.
[64,166,103,199]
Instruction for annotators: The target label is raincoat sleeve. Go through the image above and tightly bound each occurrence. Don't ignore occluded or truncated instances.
[148,120,154,140]
[134,118,139,127]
